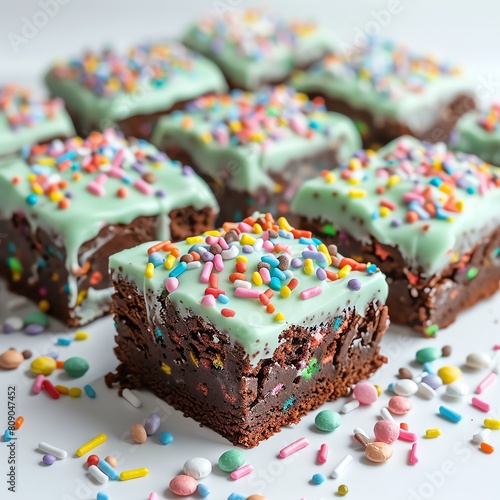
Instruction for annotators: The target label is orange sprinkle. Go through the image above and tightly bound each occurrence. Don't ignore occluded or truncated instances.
[291,229,312,239]
[209,273,218,289]
[235,261,247,273]
[406,211,419,223]
[400,422,408,431]
[266,303,275,314]
[325,270,338,281]
[58,198,70,210]
[229,272,246,283]
[89,271,103,285]
[480,442,494,454]
[14,416,24,430]
[56,360,64,369]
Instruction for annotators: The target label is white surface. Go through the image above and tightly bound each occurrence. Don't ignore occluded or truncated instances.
[1,1,500,499]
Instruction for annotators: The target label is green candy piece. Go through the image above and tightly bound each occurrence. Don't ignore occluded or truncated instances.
[416,347,442,364]
[218,449,245,472]
[64,357,89,378]
[315,410,342,432]
[23,311,49,327]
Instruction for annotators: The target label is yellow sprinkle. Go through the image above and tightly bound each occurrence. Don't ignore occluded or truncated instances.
[446,216,455,223]
[144,262,154,278]
[484,418,500,430]
[164,254,176,270]
[76,433,107,457]
[387,175,401,187]
[51,273,59,282]
[37,157,56,166]
[240,234,256,246]
[451,251,460,263]
[49,191,64,202]
[426,428,442,438]
[348,189,366,198]
[229,121,242,133]
[213,354,224,369]
[338,265,352,279]
[185,235,204,245]
[456,200,463,212]
[74,331,89,341]
[55,385,69,395]
[27,173,37,181]
[204,230,221,236]
[275,312,285,322]
[69,387,82,398]
[439,184,452,194]
[253,223,263,234]
[379,206,391,217]
[374,385,382,397]
[250,132,265,142]
[280,286,291,298]
[189,351,199,367]
[324,172,336,183]
[252,271,263,286]
[366,149,376,157]
[304,258,314,275]
[200,132,212,144]
[31,183,43,195]
[12,271,21,282]
[349,158,362,170]
[433,158,443,170]
[161,363,171,375]
[317,244,332,265]
[152,162,163,169]
[38,299,50,312]
[119,468,149,481]
[76,290,87,306]
[296,92,308,102]
[236,256,248,264]
[273,183,283,194]
[347,178,361,185]
[278,216,292,231]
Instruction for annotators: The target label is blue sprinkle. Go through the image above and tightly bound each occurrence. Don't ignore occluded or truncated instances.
[7,243,16,253]
[26,193,38,205]
[429,177,442,187]
[423,361,436,374]
[439,405,462,423]
[278,229,293,239]
[269,277,281,291]
[56,150,76,163]
[218,294,229,304]
[96,493,109,500]
[312,237,323,246]
[56,338,72,346]
[4,429,13,442]
[261,255,279,267]
[228,494,246,500]
[283,397,295,411]
[371,212,379,220]
[312,473,326,484]
[155,327,163,339]
[388,382,396,393]
[299,237,314,245]
[84,384,96,398]
[271,268,286,281]
[159,432,174,445]
[334,317,342,330]
[148,252,165,268]
[169,262,187,278]
[302,250,326,262]
[366,264,377,274]
[198,484,211,497]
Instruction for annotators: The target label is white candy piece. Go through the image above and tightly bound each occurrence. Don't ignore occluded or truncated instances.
[380,407,395,422]
[445,382,469,398]
[466,352,491,370]
[38,442,67,460]
[3,316,23,331]
[331,454,353,479]
[183,457,212,479]
[122,388,142,408]
[394,379,419,397]
[417,382,436,400]
[472,428,492,444]
[89,464,109,484]
[341,399,360,414]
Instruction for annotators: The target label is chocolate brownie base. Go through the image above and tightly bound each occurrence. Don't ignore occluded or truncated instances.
[299,91,475,147]
[106,278,388,447]
[300,216,500,334]
[0,206,216,327]
[162,145,340,226]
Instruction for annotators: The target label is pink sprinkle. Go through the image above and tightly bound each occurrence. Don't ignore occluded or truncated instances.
[95,173,108,185]
[399,429,417,442]
[402,192,425,205]
[409,442,419,465]
[200,262,213,283]
[32,374,45,394]
[279,437,309,458]
[380,199,397,210]
[213,254,224,272]
[148,493,158,500]
[205,236,218,245]
[238,222,253,233]
[259,267,271,284]
[108,166,126,179]
[235,288,260,299]
[271,383,284,395]
[263,240,274,252]
[493,345,500,351]
[201,295,216,307]
[112,148,124,168]
[87,182,105,196]
[134,178,154,195]
[165,277,179,293]
[318,444,328,464]
[230,464,254,480]
[471,397,491,412]
[300,286,323,300]
[475,372,497,394]
[218,236,229,250]
[376,168,389,178]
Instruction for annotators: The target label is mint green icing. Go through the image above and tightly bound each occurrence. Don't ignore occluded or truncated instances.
[0,86,74,156]
[0,130,218,321]
[152,87,361,194]
[183,10,337,90]
[110,221,388,365]
[45,42,227,131]
[291,39,476,136]
[451,108,500,166]
[291,136,500,276]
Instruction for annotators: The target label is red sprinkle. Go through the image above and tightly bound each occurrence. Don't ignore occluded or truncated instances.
[221,308,235,318]
[42,379,60,400]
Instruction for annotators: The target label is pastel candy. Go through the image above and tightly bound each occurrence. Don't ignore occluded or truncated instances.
[0,349,24,370]
[445,382,469,397]
[183,457,212,479]
[437,366,461,385]
[394,379,418,397]
[374,420,399,444]
[218,449,245,472]
[315,410,342,432]
[144,412,161,436]
[31,356,57,375]
[64,357,89,378]
[416,347,442,364]
[421,374,443,390]
[130,423,147,444]
[388,396,413,415]
[466,352,491,369]
[353,382,378,405]
[169,475,197,496]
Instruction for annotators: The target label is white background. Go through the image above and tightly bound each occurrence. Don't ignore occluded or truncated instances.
[1,1,500,499]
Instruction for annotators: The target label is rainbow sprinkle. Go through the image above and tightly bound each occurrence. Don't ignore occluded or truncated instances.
[0,85,64,131]
[477,104,500,133]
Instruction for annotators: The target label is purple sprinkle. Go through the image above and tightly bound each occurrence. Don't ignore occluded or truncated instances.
[347,279,361,291]
[242,245,254,254]
[24,323,45,336]
[65,191,75,199]
[182,166,195,176]
[316,268,327,281]
[391,219,403,227]
[2,324,14,334]
[155,189,166,198]
[291,258,302,268]
[200,252,214,262]
[43,454,56,466]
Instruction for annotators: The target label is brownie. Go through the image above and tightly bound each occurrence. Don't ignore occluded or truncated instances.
[107,213,389,447]
[450,105,500,166]
[182,9,337,90]
[0,84,75,157]
[152,86,361,225]
[291,39,477,146]
[291,136,500,335]
[44,42,227,140]
[0,130,218,326]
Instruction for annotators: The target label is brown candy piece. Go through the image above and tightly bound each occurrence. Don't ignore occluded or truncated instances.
[130,423,147,444]
[364,442,394,463]
[0,349,25,370]
[398,367,413,379]
[441,345,452,357]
